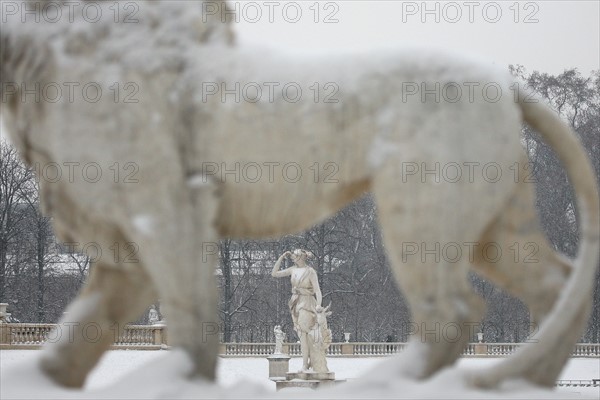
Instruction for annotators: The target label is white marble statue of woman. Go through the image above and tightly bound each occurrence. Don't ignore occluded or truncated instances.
[271,249,327,372]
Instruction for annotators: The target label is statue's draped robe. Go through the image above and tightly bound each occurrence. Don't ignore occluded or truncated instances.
[288,267,317,333]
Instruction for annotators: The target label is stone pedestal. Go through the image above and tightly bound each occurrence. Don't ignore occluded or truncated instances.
[276,371,346,391]
[286,371,335,381]
[475,343,487,355]
[267,354,291,380]
[0,324,9,345]
[341,343,353,355]
[276,379,345,390]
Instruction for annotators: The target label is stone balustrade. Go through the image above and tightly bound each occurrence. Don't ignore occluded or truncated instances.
[0,323,166,350]
[486,343,522,356]
[223,341,598,357]
[222,342,274,356]
[113,325,167,349]
[1,323,599,357]
[570,343,600,357]
[0,323,55,348]
[556,379,600,387]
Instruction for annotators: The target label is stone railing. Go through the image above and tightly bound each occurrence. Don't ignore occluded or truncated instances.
[224,342,482,357]
[570,342,600,357]
[486,342,522,356]
[220,341,599,358]
[113,325,166,349]
[0,323,55,347]
[556,379,600,387]
[0,323,166,350]
[1,323,599,357]
[222,342,274,356]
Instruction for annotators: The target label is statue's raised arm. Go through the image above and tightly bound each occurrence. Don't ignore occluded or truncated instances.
[271,251,293,278]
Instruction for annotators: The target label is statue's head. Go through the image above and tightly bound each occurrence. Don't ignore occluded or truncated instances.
[291,249,314,263]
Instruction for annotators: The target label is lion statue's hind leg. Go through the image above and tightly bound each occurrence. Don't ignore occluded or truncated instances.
[368,92,522,380]
[470,157,592,387]
[372,167,487,379]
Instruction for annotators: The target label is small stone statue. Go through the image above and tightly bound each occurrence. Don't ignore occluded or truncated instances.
[0,303,8,323]
[148,305,160,325]
[274,325,286,354]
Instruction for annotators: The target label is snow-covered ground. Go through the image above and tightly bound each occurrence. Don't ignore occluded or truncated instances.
[1,350,598,399]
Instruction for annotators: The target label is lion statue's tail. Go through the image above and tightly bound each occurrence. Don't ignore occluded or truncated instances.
[471,88,600,387]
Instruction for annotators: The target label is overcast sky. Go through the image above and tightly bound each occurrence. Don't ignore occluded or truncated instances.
[233,0,599,75]
[2,1,598,141]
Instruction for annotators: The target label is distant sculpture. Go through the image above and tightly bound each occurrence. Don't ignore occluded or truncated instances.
[0,303,8,323]
[273,325,286,354]
[272,249,332,373]
[148,305,160,325]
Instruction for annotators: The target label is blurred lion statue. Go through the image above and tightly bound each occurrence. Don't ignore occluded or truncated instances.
[1,0,598,391]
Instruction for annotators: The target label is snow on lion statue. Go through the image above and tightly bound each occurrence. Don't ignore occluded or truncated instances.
[1,0,598,391]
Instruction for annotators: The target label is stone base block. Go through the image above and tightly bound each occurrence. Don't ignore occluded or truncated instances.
[474,344,488,355]
[267,354,291,380]
[276,379,346,391]
[286,371,335,381]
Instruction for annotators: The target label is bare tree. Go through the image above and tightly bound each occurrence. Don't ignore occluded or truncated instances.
[22,184,60,321]
[510,66,600,342]
[0,139,35,304]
